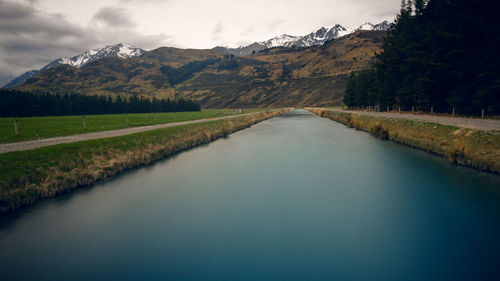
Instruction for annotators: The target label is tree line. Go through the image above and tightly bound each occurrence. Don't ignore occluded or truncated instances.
[0,90,201,117]
[344,0,500,115]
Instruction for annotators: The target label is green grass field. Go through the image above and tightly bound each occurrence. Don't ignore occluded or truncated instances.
[0,109,266,144]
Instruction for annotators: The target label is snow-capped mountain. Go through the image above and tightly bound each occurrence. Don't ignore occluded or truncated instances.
[3,43,144,88]
[293,21,390,47]
[259,34,301,48]
[358,21,391,31]
[213,20,390,56]
[293,24,355,47]
[44,43,144,69]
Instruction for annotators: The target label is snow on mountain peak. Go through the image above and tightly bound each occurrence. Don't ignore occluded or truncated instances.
[358,22,375,30]
[275,20,390,48]
[55,43,145,68]
[3,43,145,88]
[259,34,301,48]
[213,20,391,57]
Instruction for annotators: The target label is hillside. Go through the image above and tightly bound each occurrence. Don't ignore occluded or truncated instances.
[18,48,224,99]
[15,31,385,108]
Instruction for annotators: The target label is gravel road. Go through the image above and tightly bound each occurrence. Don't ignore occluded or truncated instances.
[0,112,265,154]
[324,109,500,131]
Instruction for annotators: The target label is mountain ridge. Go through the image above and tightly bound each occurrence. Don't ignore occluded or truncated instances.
[215,20,390,56]
[13,30,386,108]
[3,21,389,88]
[3,43,145,88]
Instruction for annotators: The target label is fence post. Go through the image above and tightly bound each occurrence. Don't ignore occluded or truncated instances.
[481,108,484,119]
[174,112,177,121]
[452,107,455,117]
[387,106,389,112]
[412,106,414,113]
[13,119,19,136]
[126,115,129,127]
[398,106,401,113]
[190,112,193,120]
[82,115,86,129]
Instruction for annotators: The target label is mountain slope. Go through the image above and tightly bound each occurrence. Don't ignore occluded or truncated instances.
[2,70,40,88]
[2,43,144,88]
[182,31,386,107]
[15,31,385,107]
[17,47,224,98]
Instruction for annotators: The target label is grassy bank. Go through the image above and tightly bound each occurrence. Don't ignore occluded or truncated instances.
[0,109,266,144]
[0,109,288,214]
[307,108,500,174]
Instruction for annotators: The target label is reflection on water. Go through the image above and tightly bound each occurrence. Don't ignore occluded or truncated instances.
[1,109,499,281]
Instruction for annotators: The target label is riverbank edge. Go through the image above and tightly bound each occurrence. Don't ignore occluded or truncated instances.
[0,109,290,215]
[306,108,499,174]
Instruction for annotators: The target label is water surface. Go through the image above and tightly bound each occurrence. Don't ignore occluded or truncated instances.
[1,109,499,281]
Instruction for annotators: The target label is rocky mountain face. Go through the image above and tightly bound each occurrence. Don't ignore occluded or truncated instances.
[214,21,390,56]
[13,31,386,108]
[3,43,144,88]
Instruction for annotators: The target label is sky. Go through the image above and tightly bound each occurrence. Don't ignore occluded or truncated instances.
[0,0,400,86]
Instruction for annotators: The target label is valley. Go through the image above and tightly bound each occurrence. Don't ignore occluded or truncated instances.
[1,1,499,280]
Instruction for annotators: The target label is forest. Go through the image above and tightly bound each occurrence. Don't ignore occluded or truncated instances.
[0,90,201,117]
[343,0,500,115]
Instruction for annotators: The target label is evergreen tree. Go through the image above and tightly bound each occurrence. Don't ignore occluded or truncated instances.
[0,90,201,117]
[344,0,500,115]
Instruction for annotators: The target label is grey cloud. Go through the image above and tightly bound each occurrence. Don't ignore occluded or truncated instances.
[211,21,224,40]
[93,7,135,27]
[212,22,223,35]
[0,1,97,85]
[240,25,256,36]
[0,1,169,86]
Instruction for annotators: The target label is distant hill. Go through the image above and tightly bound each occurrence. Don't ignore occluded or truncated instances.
[13,30,386,108]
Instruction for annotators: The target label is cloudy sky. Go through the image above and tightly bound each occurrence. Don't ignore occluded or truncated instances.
[0,0,400,85]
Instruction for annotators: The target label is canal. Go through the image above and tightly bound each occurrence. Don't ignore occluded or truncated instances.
[1,109,499,280]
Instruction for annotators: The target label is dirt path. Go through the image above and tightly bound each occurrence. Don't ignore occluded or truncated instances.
[322,109,500,131]
[0,112,267,154]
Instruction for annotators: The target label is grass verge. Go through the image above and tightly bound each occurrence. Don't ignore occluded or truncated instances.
[0,109,289,214]
[0,109,267,144]
[307,108,500,174]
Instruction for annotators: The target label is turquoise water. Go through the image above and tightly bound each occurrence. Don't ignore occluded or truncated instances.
[1,109,499,281]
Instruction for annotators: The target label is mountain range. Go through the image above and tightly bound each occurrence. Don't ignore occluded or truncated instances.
[214,21,390,56]
[11,30,386,108]
[2,21,389,89]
